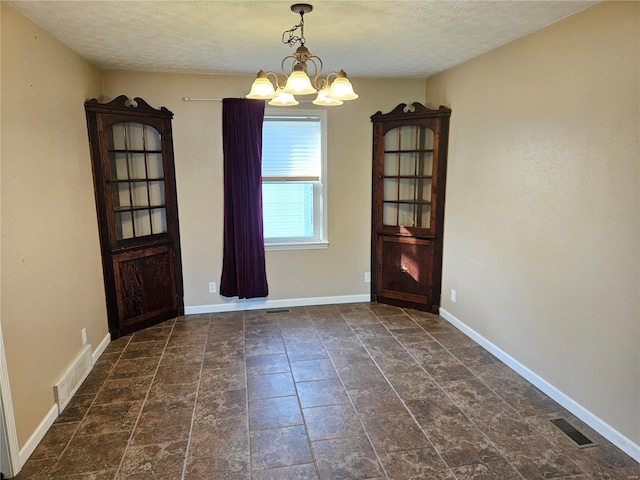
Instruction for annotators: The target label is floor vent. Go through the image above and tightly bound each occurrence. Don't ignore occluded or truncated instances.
[550,418,596,447]
[54,345,93,414]
[266,308,291,314]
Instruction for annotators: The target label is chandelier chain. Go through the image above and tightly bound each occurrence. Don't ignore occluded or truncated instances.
[282,12,306,47]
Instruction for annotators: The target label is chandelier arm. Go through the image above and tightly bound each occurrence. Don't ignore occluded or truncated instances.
[280,55,299,81]
[264,71,282,89]
[323,71,338,88]
[305,56,324,90]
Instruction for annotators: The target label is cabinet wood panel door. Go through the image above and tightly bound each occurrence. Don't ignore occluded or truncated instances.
[371,103,451,312]
[376,236,434,306]
[85,96,184,338]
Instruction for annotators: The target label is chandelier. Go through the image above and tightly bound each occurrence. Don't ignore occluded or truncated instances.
[246,3,358,107]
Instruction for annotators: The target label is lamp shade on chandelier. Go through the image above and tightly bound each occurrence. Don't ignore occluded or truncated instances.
[246,4,358,106]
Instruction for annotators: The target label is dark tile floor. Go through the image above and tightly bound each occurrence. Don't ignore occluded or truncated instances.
[14,303,639,479]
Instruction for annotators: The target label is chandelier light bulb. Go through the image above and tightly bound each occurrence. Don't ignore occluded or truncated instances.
[246,70,277,99]
[312,86,343,106]
[283,69,317,95]
[269,88,299,106]
[327,70,358,101]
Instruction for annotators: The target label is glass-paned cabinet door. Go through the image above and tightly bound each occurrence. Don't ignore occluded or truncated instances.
[106,122,167,240]
[382,125,434,231]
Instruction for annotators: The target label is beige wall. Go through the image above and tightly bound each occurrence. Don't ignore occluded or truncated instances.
[1,4,106,446]
[101,72,426,308]
[425,1,639,443]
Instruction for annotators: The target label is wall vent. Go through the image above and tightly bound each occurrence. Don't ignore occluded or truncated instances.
[550,418,596,447]
[54,345,93,414]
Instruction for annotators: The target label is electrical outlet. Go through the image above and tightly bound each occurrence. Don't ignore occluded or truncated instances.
[81,328,87,345]
[209,282,216,293]
[451,289,457,303]
[364,272,371,283]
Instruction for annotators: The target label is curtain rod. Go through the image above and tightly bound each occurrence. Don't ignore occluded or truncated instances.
[182,97,313,104]
[183,97,222,101]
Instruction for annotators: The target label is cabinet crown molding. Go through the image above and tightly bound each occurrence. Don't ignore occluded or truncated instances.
[85,95,173,118]
[371,102,451,122]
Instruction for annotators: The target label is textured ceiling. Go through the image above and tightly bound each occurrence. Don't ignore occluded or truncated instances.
[7,0,598,78]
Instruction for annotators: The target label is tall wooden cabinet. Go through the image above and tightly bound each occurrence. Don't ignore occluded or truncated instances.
[85,96,184,338]
[371,102,451,313]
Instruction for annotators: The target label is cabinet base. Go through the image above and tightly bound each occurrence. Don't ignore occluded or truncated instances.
[372,296,439,315]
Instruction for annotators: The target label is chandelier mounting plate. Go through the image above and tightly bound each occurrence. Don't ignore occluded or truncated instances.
[291,4,313,15]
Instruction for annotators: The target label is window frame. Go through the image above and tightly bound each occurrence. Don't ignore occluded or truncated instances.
[262,108,328,251]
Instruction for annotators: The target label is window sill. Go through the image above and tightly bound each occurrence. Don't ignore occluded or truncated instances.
[265,241,329,251]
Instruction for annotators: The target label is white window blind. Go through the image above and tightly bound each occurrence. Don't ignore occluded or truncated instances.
[262,116,321,181]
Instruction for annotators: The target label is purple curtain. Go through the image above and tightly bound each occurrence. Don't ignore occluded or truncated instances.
[219,98,269,299]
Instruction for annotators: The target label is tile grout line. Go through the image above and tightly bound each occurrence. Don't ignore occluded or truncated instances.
[113,322,177,480]
[342,306,454,479]
[244,310,255,479]
[307,305,397,479]
[373,309,525,479]
[277,307,323,480]
[372,310,487,475]
[246,309,316,476]
[345,306,543,478]
[395,310,581,478]
[400,310,575,479]
[180,312,212,480]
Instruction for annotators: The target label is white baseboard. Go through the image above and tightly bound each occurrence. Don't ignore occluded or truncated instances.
[185,294,371,315]
[439,308,640,462]
[18,404,57,468]
[92,332,111,365]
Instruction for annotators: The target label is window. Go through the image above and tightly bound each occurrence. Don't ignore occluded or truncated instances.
[261,109,328,249]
